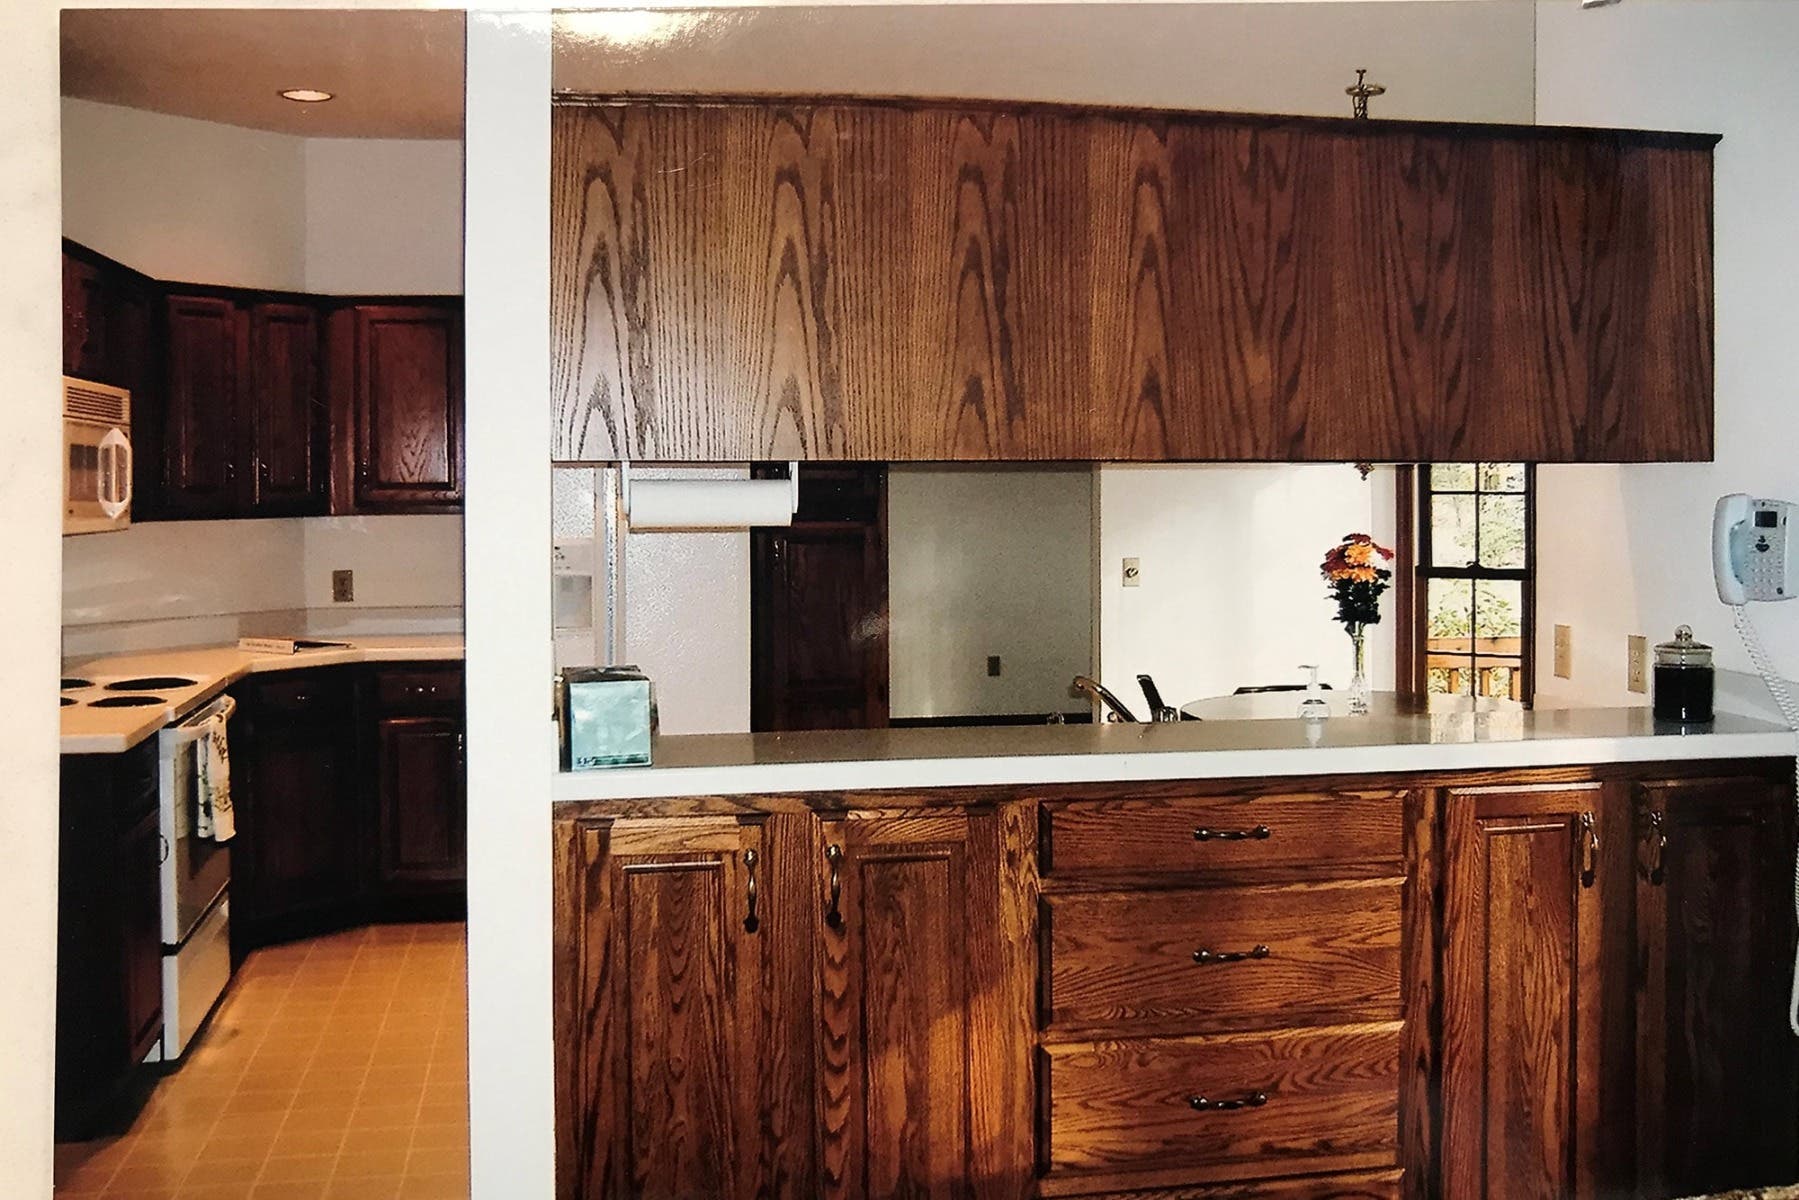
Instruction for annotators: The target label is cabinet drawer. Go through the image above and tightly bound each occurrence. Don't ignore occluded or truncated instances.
[375,666,463,711]
[249,672,350,719]
[1043,879,1402,1033]
[1042,790,1405,876]
[1041,1023,1402,1186]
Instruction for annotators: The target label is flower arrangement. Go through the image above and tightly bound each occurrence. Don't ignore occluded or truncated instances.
[1321,533,1396,630]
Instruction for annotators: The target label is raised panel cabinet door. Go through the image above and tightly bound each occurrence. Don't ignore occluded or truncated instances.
[1634,774,1799,1198]
[162,293,244,518]
[352,304,464,510]
[247,302,327,515]
[553,815,817,1200]
[1440,782,1629,1200]
[375,715,466,889]
[121,808,166,1062]
[817,806,1034,1200]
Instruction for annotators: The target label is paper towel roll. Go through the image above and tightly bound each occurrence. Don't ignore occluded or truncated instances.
[625,478,796,530]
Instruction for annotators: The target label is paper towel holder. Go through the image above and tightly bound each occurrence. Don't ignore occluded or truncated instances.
[619,460,801,530]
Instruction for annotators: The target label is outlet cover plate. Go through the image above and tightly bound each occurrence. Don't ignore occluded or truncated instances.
[1554,624,1573,679]
[987,655,1002,677]
[332,569,355,604]
[1627,634,1649,694]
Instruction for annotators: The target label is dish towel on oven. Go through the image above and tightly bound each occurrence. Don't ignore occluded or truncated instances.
[196,719,235,842]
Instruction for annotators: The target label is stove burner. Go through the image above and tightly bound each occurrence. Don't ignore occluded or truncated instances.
[61,677,93,690]
[88,695,167,708]
[60,697,74,707]
[103,676,198,692]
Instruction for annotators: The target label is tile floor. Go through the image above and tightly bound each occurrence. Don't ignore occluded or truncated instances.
[54,922,469,1200]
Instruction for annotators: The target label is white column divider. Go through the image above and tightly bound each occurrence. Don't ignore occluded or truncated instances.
[463,12,556,1198]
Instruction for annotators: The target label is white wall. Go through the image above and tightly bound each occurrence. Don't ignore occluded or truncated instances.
[62,97,308,291]
[1099,465,1398,707]
[1534,0,1799,715]
[888,466,1093,719]
[305,137,464,295]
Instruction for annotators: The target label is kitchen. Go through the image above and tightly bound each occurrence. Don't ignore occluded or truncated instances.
[10,2,1799,1200]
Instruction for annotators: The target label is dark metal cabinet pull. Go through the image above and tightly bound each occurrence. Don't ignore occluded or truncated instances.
[1644,810,1667,886]
[1193,944,1271,966]
[824,844,844,930]
[1579,811,1600,889]
[742,849,760,934]
[1193,824,1272,842]
[1189,1091,1269,1112]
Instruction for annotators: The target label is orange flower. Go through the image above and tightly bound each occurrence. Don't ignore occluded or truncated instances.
[1345,542,1372,566]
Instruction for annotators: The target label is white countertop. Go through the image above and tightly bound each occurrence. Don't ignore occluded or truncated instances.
[61,635,464,754]
[552,704,1797,802]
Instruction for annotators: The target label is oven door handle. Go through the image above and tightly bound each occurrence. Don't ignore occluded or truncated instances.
[164,695,237,747]
[98,427,131,520]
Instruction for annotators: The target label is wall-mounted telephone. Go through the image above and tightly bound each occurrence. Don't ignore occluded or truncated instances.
[1714,493,1797,604]
[1714,493,1799,1036]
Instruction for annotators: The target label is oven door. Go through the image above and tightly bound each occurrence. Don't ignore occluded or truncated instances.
[64,418,132,535]
[159,700,233,944]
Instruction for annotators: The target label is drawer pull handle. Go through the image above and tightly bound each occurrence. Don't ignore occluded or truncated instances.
[824,843,845,930]
[1192,944,1270,966]
[1579,810,1599,889]
[1189,1091,1268,1112]
[1643,809,1667,886]
[1193,824,1271,842]
[742,849,761,934]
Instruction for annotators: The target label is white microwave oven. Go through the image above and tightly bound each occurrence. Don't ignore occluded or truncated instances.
[63,376,133,535]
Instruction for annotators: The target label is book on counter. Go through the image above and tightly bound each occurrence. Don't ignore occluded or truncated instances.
[236,637,353,655]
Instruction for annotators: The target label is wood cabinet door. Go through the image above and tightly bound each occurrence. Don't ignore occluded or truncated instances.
[375,715,466,890]
[817,806,1034,1200]
[121,807,166,1062]
[247,302,327,515]
[1440,782,1629,1200]
[1634,774,1799,1198]
[554,815,817,1200]
[351,304,463,510]
[162,293,244,518]
[63,252,108,380]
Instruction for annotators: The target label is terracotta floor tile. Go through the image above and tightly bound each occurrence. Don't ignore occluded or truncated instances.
[333,1147,412,1178]
[259,1154,339,1183]
[249,1181,331,1200]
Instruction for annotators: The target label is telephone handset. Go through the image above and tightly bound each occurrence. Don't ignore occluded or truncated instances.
[1714,493,1797,604]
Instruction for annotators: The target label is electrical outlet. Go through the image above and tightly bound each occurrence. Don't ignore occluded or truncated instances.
[1554,624,1573,680]
[987,655,1002,677]
[1627,634,1649,694]
[1122,557,1141,588]
[331,569,355,604]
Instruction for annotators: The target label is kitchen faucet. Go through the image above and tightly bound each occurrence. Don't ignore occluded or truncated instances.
[1071,675,1140,723]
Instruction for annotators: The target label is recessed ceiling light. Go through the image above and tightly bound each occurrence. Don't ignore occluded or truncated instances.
[279,88,333,103]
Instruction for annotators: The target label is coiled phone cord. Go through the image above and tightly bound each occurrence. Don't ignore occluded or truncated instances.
[1731,604,1799,1036]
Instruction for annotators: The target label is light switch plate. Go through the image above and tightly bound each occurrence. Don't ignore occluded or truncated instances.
[1554,624,1573,679]
[332,569,355,604]
[1627,634,1649,694]
[1122,557,1141,587]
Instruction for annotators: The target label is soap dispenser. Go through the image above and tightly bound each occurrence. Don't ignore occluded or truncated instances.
[1297,665,1330,722]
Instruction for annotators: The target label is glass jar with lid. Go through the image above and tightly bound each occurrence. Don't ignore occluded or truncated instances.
[1653,625,1714,724]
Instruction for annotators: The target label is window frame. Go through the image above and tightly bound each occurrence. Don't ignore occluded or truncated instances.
[1395,464,1537,705]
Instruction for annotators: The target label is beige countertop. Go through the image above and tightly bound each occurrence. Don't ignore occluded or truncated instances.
[61,634,464,755]
[552,703,1797,803]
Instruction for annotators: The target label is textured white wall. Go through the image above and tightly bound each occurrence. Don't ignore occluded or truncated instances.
[1534,0,1799,714]
[888,466,1094,719]
[305,137,464,295]
[1099,465,1398,708]
[61,98,309,291]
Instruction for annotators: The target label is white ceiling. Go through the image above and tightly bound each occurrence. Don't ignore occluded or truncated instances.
[62,9,465,140]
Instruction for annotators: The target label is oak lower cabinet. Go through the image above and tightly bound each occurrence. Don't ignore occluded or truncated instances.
[552,805,1033,1200]
[1634,776,1799,1198]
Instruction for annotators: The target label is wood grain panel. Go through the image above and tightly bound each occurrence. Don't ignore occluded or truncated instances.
[1634,776,1799,1198]
[1040,1022,1402,1183]
[1044,878,1402,1034]
[1042,1168,1404,1200]
[1439,784,1618,1200]
[1041,788,1405,876]
[352,303,463,509]
[247,302,326,515]
[161,293,242,517]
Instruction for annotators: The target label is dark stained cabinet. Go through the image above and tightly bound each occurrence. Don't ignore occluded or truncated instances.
[161,293,243,518]
[62,253,108,381]
[246,302,328,515]
[554,816,816,1200]
[1634,776,1799,1198]
[373,667,466,896]
[346,303,465,511]
[551,98,1716,464]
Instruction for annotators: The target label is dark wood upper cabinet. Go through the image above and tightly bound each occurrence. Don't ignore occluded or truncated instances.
[161,293,244,519]
[246,302,328,516]
[62,254,108,381]
[551,98,1716,464]
[347,303,465,511]
[1634,776,1799,1199]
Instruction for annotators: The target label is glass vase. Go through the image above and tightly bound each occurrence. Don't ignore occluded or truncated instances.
[1346,623,1371,715]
